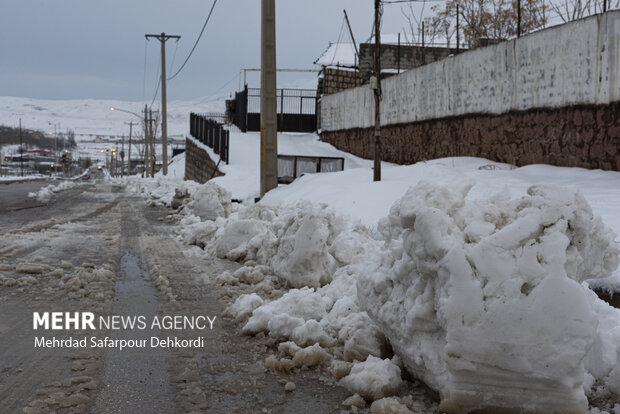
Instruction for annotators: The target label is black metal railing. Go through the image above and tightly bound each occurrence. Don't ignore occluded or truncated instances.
[230,85,318,133]
[189,112,229,164]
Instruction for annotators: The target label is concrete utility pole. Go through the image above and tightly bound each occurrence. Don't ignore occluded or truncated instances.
[19,118,23,177]
[148,109,154,177]
[373,0,382,182]
[143,105,149,178]
[121,135,125,178]
[145,32,180,176]
[260,0,278,197]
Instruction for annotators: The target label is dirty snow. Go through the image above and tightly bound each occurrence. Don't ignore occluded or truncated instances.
[28,180,80,202]
[129,153,620,412]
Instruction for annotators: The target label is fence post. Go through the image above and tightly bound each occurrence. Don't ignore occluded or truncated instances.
[300,95,304,131]
[225,130,229,164]
[279,89,284,132]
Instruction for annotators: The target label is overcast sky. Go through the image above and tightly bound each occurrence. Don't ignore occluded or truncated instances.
[1,0,422,102]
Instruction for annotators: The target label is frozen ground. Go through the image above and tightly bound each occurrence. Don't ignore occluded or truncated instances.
[0,179,353,413]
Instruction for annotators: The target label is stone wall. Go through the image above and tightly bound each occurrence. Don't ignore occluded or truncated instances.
[320,103,620,171]
[184,137,224,183]
[359,43,459,80]
[320,68,364,95]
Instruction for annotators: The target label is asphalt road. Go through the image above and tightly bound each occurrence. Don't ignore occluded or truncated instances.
[0,177,353,413]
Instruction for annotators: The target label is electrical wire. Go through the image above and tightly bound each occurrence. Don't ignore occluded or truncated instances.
[167,0,218,81]
[330,16,347,66]
[207,72,241,97]
[169,39,179,73]
[381,0,428,4]
[151,78,161,108]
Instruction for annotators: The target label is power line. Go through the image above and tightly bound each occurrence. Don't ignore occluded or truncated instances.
[208,72,240,96]
[169,40,179,73]
[151,78,161,108]
[167,0,218,81]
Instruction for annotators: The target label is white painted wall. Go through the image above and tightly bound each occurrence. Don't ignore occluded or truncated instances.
[320,11,620,131]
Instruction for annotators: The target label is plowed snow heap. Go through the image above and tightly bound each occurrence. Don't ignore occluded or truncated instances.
[357,181,620,414]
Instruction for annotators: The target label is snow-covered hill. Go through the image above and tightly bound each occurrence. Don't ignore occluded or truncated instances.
[0,95,226,140]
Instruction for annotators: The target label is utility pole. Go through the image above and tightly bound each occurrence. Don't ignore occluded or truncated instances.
[143,104,149,178]
[19,118,23,177]
[121,135,125,179]
[145,32,180,177]
[148,109,154,177]
[373,0,382,182]
[125,121,133,176]
[260,0,278,197]
[343,10,359,65]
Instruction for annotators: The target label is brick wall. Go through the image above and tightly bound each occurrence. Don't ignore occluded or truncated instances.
[184,138,224,183]
[320,103,620,171]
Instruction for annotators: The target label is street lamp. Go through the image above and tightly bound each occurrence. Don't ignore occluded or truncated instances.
[110,107,143,177]
[110,107,141,119]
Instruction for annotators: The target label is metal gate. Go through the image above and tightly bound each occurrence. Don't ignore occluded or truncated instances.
[231,86,317,133]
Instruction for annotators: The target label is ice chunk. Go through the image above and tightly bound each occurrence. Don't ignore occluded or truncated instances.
[225,293,264,323]
[340,356,402,401]
[242,288,333,335]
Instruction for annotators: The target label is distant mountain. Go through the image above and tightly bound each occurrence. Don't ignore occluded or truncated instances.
[0,95,227,142]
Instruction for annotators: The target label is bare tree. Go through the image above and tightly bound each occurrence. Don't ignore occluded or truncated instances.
[548,0,618,23]
[403,0,549,50]
[401,2,428,44]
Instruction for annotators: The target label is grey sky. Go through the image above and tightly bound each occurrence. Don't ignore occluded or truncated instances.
[1,1,416,102]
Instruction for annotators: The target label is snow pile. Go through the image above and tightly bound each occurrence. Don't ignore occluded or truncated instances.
[183,182,232,221]
[340,356,403,401]
[188,201,348,289]
[357,181,620,413]
[29,180,79,202]
[225,293,264,323]
[127,176,201,208]
[178,185,397,394]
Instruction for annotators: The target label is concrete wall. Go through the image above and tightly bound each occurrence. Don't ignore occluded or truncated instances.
[184,137,223,183]
[321,12,620,132]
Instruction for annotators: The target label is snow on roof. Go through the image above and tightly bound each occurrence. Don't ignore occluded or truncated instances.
[368,34,454,48]
[314,43,358,68]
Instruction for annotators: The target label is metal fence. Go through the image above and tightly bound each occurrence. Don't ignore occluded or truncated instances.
[246,88,317,115]
[231,86,318,133]
[189,112,229,164]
